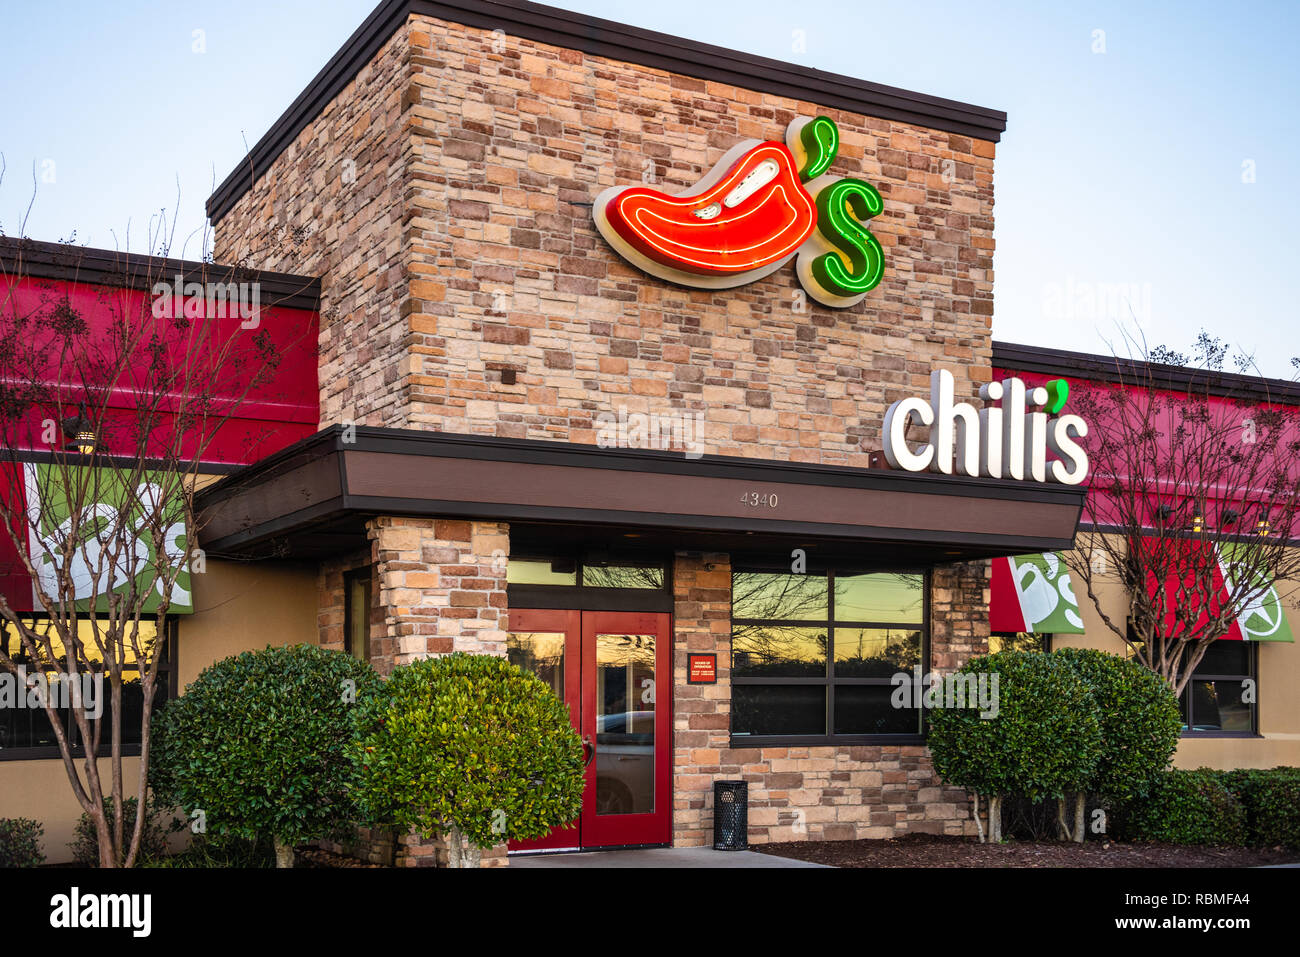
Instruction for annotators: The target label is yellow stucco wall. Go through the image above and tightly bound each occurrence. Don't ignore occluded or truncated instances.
[0,558,318,863]
[177,558,319,691]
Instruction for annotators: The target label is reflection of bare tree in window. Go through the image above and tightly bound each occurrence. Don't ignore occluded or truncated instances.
[732,625,827,677]
[833,628,921,677]
[505,632,565,697]
[733,573,828,620]
[835,573,924,622]
[582,564,665,589]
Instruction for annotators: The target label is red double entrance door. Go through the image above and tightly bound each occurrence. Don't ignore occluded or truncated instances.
[507,609,672,850]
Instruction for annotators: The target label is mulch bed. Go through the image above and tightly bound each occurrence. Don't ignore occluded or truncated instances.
[295,847,385,868]
[752,833,1300,868]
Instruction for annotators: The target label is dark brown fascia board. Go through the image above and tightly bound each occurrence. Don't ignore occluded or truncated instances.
[195,424,1089,509]
[202,494,1079,558]
[205,0,1007,224]
[993,340,1300,407]
[0,236,321,312]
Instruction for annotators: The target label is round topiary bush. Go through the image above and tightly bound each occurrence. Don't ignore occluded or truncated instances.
[1114,768,1247,845]
[1052,647,1182,803]
[351,652,585,867]
[149,644,383,867]
[926,650,1103,841]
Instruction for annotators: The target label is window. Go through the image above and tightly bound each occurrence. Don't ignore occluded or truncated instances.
[730,569,926,744]
[1126,628,1257,735]
[505,555,671,612]
[1180,641,1256,734]
[989,632,1051,654]
[344,568,373,663]
[506,557,665,590]
[0,616,175,760]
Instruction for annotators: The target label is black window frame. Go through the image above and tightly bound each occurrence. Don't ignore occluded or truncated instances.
[729,565,930,747]
[1179,640,1258,737]
[343,566,374,663]
[0,615,178,762]
[506,554,673,612]
[1126,623,1260,738]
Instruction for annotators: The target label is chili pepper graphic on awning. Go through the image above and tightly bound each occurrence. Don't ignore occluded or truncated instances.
[593,115,887,307]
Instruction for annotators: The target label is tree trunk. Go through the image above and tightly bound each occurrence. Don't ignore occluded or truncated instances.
[446,824,481,868]
[1056,798,1070,841]
[988,794,1002,843]
[973,792,986,844]
[1073,792,1087,844]
[273,837,295,869]
[93,804,116,868]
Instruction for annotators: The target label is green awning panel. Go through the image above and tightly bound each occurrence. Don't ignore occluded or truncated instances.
[989,552,1086,634]
[1217,542,1294,642]
[24,462,193,614]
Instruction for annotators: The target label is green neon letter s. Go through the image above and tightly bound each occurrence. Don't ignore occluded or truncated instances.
[810,178,885,296]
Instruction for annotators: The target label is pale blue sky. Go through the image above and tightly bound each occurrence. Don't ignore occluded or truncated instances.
[1,1,1296,374]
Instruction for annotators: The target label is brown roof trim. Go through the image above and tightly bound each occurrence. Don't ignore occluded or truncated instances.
[205,0,1008,225]
[993,340,1300,407]
[195,425,1084,560]
[0,236,321,311]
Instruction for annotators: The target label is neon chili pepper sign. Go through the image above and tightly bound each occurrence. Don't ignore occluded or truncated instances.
[593,116,885,308]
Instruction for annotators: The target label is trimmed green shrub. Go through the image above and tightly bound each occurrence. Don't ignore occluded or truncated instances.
[1114,768,1247,845]
[1220,767,1300,847]
[1052,647,1182,802]
[69,796,170,867]
[150,644,383,867]
[352,652,585,866]
[0,818,44,868]
[927,651,1103,804]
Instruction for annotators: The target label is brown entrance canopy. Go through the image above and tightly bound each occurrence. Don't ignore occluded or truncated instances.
[195,426,1086,564]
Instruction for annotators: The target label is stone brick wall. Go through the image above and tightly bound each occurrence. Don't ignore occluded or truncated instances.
[213,14,997,459]
[213,26,414,429]
[671,552,989,846]
[366,516,509,674]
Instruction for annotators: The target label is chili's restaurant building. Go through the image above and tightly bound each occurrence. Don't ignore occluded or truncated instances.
[2,0,1298,865]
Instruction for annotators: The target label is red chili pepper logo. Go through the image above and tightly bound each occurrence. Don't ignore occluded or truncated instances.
[598,141,815,280]
[594,116,886,306]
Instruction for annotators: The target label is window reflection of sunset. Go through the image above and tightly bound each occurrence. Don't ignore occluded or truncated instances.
[0,618,158,667]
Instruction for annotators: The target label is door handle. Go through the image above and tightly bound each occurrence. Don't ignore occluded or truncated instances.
[582,734,595,768]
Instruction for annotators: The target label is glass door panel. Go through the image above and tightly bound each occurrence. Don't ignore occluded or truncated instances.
[594,632,656,816]
[581,611,672,848]
[505,609,581,852]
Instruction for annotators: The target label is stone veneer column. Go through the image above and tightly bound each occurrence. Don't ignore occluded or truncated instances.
[366,517,509,673]
[671,552,733,846]
[365,515,511,867]
[929,560,991,672]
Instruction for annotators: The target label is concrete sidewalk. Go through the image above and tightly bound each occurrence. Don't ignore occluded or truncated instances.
[509,847,830,868]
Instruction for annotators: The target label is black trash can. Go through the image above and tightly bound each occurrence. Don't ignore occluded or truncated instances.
[713,780,749,850]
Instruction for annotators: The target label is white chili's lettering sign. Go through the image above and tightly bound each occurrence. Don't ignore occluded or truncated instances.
[883,371,1089,485]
